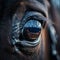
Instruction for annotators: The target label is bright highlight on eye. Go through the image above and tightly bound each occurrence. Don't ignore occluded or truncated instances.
[24,20,42,28]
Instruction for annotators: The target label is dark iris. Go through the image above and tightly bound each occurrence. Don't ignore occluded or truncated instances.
[19,20,41,41]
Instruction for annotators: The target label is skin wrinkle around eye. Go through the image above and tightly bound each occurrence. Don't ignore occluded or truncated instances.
[12,0,48,22]
[19,0,48,18]
[27,0,48,17]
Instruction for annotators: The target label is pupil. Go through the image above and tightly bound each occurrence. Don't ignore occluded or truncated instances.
[24,27,40,33]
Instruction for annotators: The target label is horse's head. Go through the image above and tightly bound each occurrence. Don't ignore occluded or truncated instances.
[0,0,60,60]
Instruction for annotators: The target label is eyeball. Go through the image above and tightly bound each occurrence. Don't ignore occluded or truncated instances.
[22,20,42,41]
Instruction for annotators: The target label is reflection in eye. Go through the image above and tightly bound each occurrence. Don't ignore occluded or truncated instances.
[24,20,42,28]
[22,20,42,40]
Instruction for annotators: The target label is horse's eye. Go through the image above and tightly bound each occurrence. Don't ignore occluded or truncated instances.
[22,20,41,41]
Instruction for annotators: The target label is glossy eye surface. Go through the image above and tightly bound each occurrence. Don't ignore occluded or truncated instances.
[22,20,42,41]
[24,20,42,28]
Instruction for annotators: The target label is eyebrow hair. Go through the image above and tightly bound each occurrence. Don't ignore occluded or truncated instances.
[25,0,48,17]
[0,0,48,18]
